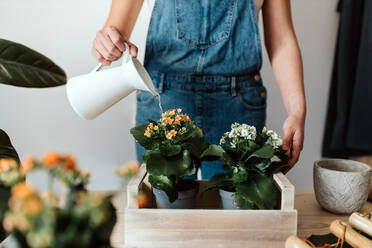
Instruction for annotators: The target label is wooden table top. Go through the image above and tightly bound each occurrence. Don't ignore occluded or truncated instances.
[296,189,372,239]
[109,189,372,247]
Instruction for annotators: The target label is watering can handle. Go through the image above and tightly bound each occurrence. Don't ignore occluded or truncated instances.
[91,42,131,73]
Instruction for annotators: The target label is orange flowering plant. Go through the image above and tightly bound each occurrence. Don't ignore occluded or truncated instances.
[130,109,209,202]
[1,152,116,248]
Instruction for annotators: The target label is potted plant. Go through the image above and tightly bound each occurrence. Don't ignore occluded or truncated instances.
[1,152,116,248]
[201,123,290,209]
[130,109,209,209]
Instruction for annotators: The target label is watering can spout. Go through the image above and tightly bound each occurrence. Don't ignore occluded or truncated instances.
[66,46,158,120]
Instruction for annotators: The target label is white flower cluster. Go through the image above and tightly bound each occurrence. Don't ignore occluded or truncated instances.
[262,127,282,149]
[220,123,257,148]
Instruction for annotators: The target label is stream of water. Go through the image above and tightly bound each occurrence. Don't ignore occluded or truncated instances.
[156,93,164,115]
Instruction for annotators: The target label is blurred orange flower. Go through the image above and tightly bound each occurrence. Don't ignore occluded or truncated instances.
[117,161,140,176]
[12,182,34,199]
[21,156,35,174]
[64,155,76,171]
[43,152,61,168]
[24,197,42,216]
[0,158,16,171]
[82,170,91,178]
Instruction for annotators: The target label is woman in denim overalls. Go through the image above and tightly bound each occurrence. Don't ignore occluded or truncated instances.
[92,0,306,179]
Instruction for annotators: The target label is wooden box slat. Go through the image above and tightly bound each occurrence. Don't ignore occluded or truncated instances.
[125,166,297,248]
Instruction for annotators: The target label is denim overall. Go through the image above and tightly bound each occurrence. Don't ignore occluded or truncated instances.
[136,0,266,179]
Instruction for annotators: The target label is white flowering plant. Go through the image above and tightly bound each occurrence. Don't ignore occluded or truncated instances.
[201,123,290,209]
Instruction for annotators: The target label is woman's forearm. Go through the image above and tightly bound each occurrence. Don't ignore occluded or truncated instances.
[269,38,306,118]
[263,0,306,118]
[104,0,144,39]
[262,0,306,166]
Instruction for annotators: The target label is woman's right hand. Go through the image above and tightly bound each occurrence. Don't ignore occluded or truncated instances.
[92,26,138,66]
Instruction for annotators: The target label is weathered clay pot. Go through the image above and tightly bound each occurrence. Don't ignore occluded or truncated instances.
[153,180,199,209]
[314,159,371,214]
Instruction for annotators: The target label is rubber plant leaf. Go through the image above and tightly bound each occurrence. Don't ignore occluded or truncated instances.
[146,150,192,177]
[149,175,178,202]
[0,129,19,162]
[0,38,66,88]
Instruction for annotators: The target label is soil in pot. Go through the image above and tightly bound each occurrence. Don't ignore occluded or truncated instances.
[153,179,199,209]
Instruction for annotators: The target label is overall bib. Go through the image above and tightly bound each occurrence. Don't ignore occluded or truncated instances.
[136,0,266,179]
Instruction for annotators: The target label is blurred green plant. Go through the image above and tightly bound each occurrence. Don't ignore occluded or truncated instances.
[2,153,116,248]
[0,38,66,243]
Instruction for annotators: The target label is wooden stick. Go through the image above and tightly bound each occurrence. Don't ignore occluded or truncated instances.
[285,235,312,248]
[330,220,372,248]
[350,213,372,237]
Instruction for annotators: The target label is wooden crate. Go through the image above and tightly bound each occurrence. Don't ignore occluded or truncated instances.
[125,166,297,248]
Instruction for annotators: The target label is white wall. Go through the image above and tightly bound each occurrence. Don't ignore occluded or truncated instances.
[0,0,339,189]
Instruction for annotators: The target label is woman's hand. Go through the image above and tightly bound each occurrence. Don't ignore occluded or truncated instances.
[92,26,138,66]
[282,114,305,166]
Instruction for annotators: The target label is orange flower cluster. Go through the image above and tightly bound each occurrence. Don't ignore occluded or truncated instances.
[0,158,17,171]
[3,182,43,233]
[144,108,201,141]
[40,152,77,172]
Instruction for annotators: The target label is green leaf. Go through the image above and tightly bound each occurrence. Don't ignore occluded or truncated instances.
[247,144,275,160]
[233,192,255,209]
[235,174,278,209]
[232,170,248,184]
[130,125,152,150]
[237,140,260,160]
[146,150,192,177]
[275,147,290,163]
[265,161,291,175]
[181,136,209,160]
[201,144,225,161]
[159,143,182,157]
[0,39,66,87]
[201,173,233,196]
[0,129,20,162]
[149,175,178,203]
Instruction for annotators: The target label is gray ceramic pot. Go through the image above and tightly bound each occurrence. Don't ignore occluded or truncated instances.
[314,159,372,214]
[153,180,199,209]
[219,189,239,210]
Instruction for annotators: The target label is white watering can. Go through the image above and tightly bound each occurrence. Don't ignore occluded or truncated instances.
[66,43,158,120]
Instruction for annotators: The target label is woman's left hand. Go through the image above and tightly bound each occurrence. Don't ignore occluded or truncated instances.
[282,114,305,166]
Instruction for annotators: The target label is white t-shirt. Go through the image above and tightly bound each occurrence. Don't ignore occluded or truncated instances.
[255,0,264,14]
